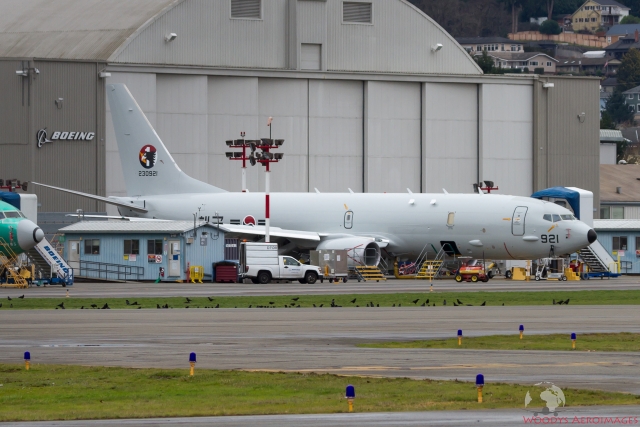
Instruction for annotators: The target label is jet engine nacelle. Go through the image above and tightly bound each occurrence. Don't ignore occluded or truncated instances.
[316,237,381,267]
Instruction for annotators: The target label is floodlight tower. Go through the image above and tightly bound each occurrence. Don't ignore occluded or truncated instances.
[225,132,251,192]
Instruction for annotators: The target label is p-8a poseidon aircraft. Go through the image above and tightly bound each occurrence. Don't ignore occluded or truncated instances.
[34,84,596,265]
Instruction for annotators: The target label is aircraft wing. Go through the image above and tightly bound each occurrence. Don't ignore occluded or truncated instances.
[218,224,321,245]
[65,214,169,222]
[32,182,148,213]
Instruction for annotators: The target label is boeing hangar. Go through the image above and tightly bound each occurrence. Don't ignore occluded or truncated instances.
[0,0,599,217]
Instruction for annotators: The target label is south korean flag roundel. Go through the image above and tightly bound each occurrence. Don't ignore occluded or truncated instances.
[139,145,157,169]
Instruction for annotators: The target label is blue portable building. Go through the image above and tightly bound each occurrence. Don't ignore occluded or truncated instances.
[593,219,640,275]
[60,221,226,281]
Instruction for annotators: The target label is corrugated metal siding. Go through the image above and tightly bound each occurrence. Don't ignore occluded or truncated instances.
[231,0,261,18]
[624,206,640,219]
[309,80,363,192]
[544,77,600,212]
[364,81,421,192]
[591,230,640,274]
[31,61,103,213]
[113,0,288,69]
[482,83,533,196]
[423,82,477,193]
[326,0,481,74]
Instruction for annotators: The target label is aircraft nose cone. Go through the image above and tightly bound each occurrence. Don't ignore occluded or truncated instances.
[587,229,597,244]
[34,227,44,243]
[17,220,43,251]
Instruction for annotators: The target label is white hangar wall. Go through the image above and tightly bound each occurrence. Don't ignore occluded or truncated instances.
[104,72,536,214]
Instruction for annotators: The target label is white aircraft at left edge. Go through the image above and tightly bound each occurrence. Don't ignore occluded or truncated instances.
[33,83,597,265]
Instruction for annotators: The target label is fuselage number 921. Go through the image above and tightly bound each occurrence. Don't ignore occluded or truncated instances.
[541,234,559,244]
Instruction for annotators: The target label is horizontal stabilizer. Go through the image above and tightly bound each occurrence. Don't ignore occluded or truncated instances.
[31,182,147,213]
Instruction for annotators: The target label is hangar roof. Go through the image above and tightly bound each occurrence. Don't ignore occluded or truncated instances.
[0,0,481,75]
[0,0,176,60]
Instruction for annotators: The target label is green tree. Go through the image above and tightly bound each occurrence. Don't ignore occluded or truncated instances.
[620,15,640,25]
[474,50,495,73]
[605,90,634,125]
[498,0,526,34]
[600,111,616,130]
[617,49,640,92]
[539,19,562,34]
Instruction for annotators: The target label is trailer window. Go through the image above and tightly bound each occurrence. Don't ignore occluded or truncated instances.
[613,236,627,251]
[84,239,100,255]
[147,239,163,255]
[124,239,140,255]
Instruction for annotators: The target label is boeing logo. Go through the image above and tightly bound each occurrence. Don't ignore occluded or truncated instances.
[36,129,95,148]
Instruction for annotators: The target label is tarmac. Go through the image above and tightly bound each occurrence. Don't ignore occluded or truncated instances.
[6,406,640,427]
[1,306,639,394]
[1,276,638,298]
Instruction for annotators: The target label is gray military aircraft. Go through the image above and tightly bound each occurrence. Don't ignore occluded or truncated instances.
[34,84,596,265]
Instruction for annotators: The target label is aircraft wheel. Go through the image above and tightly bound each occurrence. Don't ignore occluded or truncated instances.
[487,271,494,279]
[257,271,271,284]
[561,275,567,281]
[505,270,512,279]
[455,274,463,282]
[471,275,478,283]
[304,271,318,285]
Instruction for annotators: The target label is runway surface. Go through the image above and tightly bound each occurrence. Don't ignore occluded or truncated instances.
[1,306,639,394]
[2,277,638,298]
[7,406,640,427]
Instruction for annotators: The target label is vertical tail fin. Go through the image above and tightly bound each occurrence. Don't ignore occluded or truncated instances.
[107,83,224,196]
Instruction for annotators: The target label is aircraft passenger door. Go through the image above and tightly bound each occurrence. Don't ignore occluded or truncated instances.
[68,240,80,272]
[512,206,528,236]
[344,210,354,229]
[168,240,181,277]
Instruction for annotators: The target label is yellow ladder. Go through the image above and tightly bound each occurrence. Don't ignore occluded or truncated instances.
[0,238,28,288]
[354,265,387,282]
[416,260,443,279]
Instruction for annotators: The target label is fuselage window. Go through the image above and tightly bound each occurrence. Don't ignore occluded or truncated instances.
[4,211,20,218]
[543,214,552,222]
[552,214,561,222]
[447,212,455,226]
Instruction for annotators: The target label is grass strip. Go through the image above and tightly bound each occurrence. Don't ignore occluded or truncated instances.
[358,333,640,352]
[1,290,640,310]
[0,364,638,421]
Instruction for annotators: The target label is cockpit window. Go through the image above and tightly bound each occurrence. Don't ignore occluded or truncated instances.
[552,214,561,222]
[560,214,575,220]
[0,212,5,218]
[543,214,552,222]
[4,211,20,218]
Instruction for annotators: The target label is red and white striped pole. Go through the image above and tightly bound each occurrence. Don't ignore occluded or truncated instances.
[265,117,272,243]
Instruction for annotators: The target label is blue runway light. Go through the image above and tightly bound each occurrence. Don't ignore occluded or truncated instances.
[475,374,484,386]
[189,352,197,363]
[571,332,576,340]
[24,351,30,361]
[457,329,462,336]
[345,384,355,399]
[519,324,524,332]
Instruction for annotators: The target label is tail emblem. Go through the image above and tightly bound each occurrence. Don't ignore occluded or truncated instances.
[139,145,157,169]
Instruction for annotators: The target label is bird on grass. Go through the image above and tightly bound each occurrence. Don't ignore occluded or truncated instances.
[421,303,426,307]
[318,304,323,308]
[18,295,24,299]
[398,304,401,307]
[56,302,65,309]
[553,299,557,305]
[207,297,214,301]
[456,299,463,305]
[564,299,570,305]
[163,303,170,309]
[157,304,161,309]
[313,304,316,307]
[443,299,447,306]
[102,303,110,309]
[91,304,98,308]
[392,303,395,307]
[269,301,275,305]
[502,303,505,306]
[453,302,458,306]
[126,300,131,305]
[350,298,357,304]
[215,303,220,308]
[0,303,3,308]
[412,299,419,305]
[481,301,486,306]
[131,301,139,306]
[425,299,429,304]
[137,306,142,309]
[291,297,299,301]
[7,296,11,301]
[185,297,192,303]
[80,306,84,309]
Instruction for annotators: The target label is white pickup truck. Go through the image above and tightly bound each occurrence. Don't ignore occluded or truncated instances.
[240,242,323,284]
